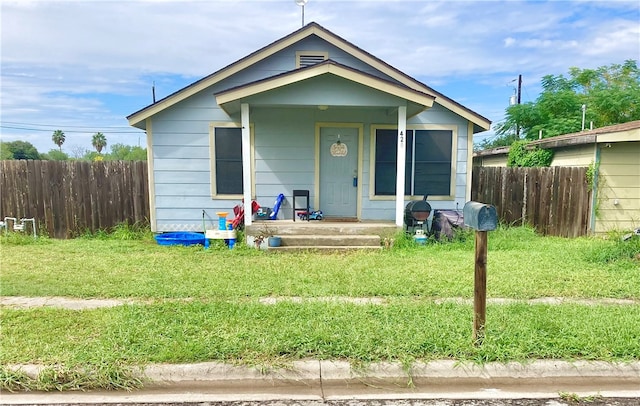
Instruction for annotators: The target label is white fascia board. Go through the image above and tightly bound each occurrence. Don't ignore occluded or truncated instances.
[216,63,435,108]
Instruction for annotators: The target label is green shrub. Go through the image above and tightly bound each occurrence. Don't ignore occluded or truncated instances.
[110,222,152,240]
[507,140,553,167]
[388,230,419,249]
[585,232,640,263]
[78,221,152,241]
[0,231,50,246]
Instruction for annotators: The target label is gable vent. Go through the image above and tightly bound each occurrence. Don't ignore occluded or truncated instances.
[297,52,328,68]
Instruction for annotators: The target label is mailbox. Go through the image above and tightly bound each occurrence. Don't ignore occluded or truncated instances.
[463,201,497,231]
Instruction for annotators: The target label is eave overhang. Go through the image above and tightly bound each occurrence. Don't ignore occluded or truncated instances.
[214,60,435,117]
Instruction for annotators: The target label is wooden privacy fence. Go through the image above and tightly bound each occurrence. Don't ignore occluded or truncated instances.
[1,160,149,238]
[471,166,591,237]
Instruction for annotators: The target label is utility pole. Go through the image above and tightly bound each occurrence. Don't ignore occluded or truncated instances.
[516,74,522,138]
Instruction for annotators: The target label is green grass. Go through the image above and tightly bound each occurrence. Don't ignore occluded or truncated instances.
[3,302,639,365]
[1,226,638,299]
[1,226,639,391]
[0,364,143,392]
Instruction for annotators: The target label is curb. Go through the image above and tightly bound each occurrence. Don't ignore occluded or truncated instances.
[144,359,640,386]
[3,360,640,404]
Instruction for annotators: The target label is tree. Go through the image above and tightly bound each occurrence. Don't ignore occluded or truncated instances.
[0,141,41,160]
[491,60,640,147]
[91,132,107,154]
[0,142,15,160]
[52,130,66,151]
[106,143,147,161]
[70,145,89,159]
[42,149,69,161]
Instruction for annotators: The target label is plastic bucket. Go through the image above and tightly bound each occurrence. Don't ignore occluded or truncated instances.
[268,236,282,247]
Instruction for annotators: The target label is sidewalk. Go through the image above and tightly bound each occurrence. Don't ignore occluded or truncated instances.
[4,360,640,404]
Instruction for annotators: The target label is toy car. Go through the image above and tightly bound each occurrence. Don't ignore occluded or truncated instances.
[296,210,323,220]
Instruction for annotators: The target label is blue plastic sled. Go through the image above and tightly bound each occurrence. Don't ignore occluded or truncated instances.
[269,193,285,220]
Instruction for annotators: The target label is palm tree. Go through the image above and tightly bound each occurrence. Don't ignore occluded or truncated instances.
[52,130,65,151]
[92,132,107,154]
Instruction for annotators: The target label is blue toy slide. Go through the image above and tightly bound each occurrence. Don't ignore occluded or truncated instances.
[269,193,285,220]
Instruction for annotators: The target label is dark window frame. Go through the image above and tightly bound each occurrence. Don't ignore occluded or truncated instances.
[211,125,245,198]
[373,126,455,198]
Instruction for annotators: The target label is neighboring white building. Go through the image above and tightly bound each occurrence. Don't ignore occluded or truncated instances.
[474,120,640,233]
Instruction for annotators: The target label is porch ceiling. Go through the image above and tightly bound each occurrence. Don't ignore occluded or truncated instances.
[215,60,434,117]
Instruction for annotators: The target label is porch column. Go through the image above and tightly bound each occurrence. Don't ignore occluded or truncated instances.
[395,105,407,226]
[241,103,252,226]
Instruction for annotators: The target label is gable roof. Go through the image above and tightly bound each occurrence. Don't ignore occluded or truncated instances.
[529,120,640,148]
[474,120,640,157]
[127,22,491,131]
[215,59,435,117]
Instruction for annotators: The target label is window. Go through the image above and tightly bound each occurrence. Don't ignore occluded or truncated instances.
[374,128,453,197]
[296,51,328,68]
[213,127,243,195]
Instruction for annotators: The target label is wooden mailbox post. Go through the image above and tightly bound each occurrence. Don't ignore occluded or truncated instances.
[463,201,497,344]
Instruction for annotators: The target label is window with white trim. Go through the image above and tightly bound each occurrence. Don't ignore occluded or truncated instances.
[212,127,243,195]
[374,128,454,197]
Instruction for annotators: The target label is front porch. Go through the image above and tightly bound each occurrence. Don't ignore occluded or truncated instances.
[216,60,436,228]
[245,220,399,251]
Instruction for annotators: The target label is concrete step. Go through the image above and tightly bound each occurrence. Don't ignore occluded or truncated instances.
[268,245,382,252]
[281,235,380,247]
[247,221,398,237]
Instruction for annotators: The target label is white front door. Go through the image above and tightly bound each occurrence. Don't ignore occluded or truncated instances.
[319,127,358,218]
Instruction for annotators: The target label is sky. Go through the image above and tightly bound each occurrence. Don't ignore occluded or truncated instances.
[1,0,639,155]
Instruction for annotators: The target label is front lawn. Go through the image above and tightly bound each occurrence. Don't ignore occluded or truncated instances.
[1,226,639,390]
[2,226,639,299]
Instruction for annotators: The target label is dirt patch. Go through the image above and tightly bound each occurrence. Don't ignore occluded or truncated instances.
[259,296,387,305]
[0,296,131,310]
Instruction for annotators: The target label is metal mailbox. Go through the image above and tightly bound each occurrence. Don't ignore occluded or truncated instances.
[463,201,497,231]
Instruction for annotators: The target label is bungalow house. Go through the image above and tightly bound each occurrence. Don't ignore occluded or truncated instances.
[127,22,491,234]
[473,120,640,233]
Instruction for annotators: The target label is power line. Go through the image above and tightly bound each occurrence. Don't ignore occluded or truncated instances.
[1,121,135,130]
[0,124,142,134]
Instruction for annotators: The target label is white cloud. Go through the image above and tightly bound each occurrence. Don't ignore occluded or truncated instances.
[584,19,640,57]
[1,0,639,153]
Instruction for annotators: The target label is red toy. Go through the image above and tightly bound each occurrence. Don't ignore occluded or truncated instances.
[231,199,260,229]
